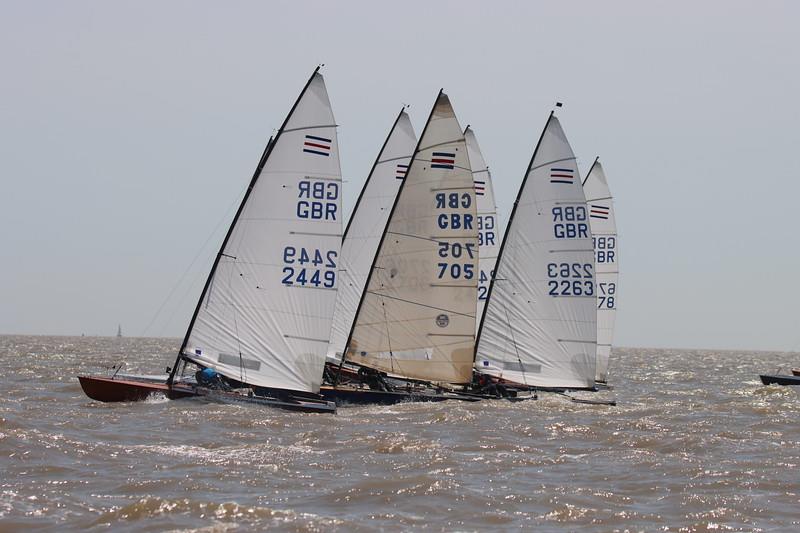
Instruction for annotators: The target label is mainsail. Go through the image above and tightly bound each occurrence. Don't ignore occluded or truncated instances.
[464,126,500,335]
[178,69,342,393]
[326,110,417,362]
[345,92,478,384]
[583,158,618,383]
[475,113,597,389]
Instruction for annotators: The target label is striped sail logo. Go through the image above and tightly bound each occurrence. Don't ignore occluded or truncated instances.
[431,152,455,169]
[550,167,575,184]
[396,163,409,180]
[590,204,610,219]
[303,135,332,157]
[474,180,486,196]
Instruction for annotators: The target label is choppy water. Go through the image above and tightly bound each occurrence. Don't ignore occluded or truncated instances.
[1,335,799,532]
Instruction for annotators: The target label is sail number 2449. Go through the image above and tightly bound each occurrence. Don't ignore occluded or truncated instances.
[281,247,337,288]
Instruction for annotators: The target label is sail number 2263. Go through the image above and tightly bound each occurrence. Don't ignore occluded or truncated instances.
[547,262,594,296]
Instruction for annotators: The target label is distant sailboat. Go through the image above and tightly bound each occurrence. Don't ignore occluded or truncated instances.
[475,112,597,390]
[79,68,342,413]
[321,92,481,404]
[116,325,122,338]
[583,158,618,384]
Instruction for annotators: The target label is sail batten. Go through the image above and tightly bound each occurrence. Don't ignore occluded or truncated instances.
[583,159,618,383]
[346,93,478,384]
[178,70,342,394]
[475,114,597,389]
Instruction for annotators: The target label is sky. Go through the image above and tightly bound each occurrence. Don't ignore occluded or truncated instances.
[1,0,798,351]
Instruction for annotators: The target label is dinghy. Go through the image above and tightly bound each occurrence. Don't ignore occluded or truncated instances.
[760,374,800,386]
[474,112,597,391]
[79,68,341,413]
[583,158,619,385]
[323,91,482,404]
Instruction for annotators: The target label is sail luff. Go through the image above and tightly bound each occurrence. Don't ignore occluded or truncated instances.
[327,109,416,363]
[475,112,554,353]
[345,92,478,384]
[583,158,618,383]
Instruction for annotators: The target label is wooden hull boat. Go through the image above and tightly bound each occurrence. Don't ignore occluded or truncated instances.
[760,374,800,386]
[78,375,197,402]
[78,375,336,413]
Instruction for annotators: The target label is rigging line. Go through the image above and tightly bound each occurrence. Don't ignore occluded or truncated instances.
[363,291,475,318]
[503,303,529,388]
[380,295,396,374]
[141,190,244,336]
[229,259,246,383]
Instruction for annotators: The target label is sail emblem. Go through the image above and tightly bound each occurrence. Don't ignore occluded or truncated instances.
[431,152,455,169]
[303,135,332,157]
[589,204,610,219]
[550,167,575,184]
[435,314,450,328]
[474,179,486,196]
[396,164,409,180]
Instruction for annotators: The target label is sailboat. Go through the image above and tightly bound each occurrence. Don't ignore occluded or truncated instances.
[116,325,122,338]
[474,112,597,391]
[79,68,341,413]
[583,158,618,385]
[321,91,482,404]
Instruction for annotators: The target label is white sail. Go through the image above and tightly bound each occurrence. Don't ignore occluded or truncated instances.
[346,92,478,384]
[583,159,618,383]
[326,110,417,363]
[182,71,342,393]
[476,114,596,389]
[464,127,500,335]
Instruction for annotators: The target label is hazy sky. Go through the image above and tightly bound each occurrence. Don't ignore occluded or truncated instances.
[1,1,798,351]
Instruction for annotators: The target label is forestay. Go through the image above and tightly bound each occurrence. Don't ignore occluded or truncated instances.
[326,110,416,362]
[464,127,500,335]
[583,159,618,383]
[182,71,342,393]
[346,92,478,384]
[475,114,597,389]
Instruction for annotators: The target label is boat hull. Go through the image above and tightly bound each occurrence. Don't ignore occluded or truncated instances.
[78,375,197,402]
[760,374,800,386]
[319,386,481,405]
[78,375,336,413]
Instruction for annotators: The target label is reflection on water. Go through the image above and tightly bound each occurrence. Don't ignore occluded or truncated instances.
[0,335,798,531]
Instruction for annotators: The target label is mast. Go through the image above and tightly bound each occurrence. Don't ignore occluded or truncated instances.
[474,111,554,352]
[168,68,320,386]
[334,94,443,384]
